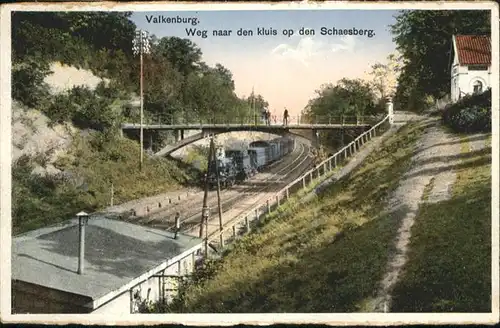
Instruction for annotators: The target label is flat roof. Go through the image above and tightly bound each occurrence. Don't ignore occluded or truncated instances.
[12,216,203,303]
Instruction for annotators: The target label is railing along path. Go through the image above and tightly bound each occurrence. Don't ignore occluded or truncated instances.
[205,115,391,249]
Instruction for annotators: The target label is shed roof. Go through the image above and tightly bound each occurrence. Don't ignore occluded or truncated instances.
[454,35,491,65]
[12,216,203,304]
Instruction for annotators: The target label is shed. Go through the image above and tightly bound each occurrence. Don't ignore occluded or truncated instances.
[450,35,491,102]
[12,216,203,314]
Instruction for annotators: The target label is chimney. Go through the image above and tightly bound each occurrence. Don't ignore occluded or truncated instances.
[76,211,89,275]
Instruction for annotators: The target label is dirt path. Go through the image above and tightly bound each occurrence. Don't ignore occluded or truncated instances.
[369,117,466,312]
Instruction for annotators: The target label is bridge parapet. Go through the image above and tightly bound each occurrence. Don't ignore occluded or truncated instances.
[123,114,384,128]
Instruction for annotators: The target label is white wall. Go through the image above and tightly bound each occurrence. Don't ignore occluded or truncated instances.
[92,251,197,314]
[92,291,131,315]
[451,63,491,102]
[458,68,491,96]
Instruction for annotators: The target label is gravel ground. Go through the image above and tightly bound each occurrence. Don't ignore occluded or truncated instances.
[370,116,470,312]
[100,141,310,224]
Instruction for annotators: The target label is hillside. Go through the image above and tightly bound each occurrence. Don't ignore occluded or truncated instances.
[11,12,269,235]
[11,64,197,234]
[163,119,491,313]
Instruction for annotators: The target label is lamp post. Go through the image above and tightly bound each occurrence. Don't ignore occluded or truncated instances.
[76,211,90,275]
[132,29,151,171]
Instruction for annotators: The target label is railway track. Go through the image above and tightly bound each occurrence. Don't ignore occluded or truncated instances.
[126,140,313,235]
[177,142,313,234]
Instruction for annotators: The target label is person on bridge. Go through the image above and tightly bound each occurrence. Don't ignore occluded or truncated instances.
[283,108,289,126]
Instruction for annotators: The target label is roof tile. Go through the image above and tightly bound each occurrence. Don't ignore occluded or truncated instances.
[455,35,491,65]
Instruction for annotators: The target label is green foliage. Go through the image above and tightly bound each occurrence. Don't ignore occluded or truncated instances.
[12,60,52,109]
[442,89,491,133]
[185,146,210,172]
[12,132,195,235]
[304,78,382,120]
[159,122,425,313]
[155,37,203,76]
[303,78,384,149]
[10,11,270,234]
[12,11,260,128]
[390,10,490,111]
[12,155,90,235]
[12,12,136,64]
[43,84,126,131]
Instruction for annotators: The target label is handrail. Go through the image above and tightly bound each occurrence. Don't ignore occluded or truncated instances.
[208,114,391,241]
[121,115,383,127]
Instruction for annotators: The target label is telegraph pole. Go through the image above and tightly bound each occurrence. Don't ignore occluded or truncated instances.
[199,136,214,239]
[252,86,256,125]
[132,30,151,171]
[214,145,224,247]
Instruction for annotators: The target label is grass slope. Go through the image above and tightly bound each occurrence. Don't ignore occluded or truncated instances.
[12,132,199,235]
[169,122,426,313]
[391,134,491,312]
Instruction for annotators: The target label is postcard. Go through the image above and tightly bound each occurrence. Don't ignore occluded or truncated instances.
[0,1,498,325]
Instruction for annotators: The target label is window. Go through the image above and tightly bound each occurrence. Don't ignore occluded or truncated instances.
[473,80,483,94]
[468,65,488,71]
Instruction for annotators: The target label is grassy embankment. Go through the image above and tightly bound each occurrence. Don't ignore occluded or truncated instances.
[391,132,491,312]
[167,121,426,313]
[12,132,200,235]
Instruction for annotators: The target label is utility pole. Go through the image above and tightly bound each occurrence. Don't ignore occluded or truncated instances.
[133,30,151,171]
[252,86,256,125]
[214,145,224,248]
[199,136,214,239]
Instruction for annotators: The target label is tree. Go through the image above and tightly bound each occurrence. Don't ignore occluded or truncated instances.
[390,10,490,111]
[143,53,184,123]
[303,78,380,149]
[213,63,235,90]
[155,37,203,76]
[368,52,403,101]
[246,92,269,117]
[304,78,380,121]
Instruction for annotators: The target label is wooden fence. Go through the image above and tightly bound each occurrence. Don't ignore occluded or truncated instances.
[207,114,392,249]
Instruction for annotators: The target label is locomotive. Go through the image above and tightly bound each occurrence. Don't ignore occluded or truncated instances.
[206,136,295,189]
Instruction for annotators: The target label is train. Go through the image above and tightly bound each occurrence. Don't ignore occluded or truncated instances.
[206,136,295,189]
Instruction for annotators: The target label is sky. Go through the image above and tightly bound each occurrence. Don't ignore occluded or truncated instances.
[130,10,400,117]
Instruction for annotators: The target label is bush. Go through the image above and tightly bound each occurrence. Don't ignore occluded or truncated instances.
[442,89,491,133]
[12,59,52,109]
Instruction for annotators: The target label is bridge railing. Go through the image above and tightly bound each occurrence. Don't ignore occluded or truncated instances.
[127,113,384,127]
[206,114,391,249]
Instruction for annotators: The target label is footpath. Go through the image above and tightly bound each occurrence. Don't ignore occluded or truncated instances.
[368,116,489,312]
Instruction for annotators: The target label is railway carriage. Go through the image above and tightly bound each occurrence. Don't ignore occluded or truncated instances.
[249,140,272,166]
[205,136,297,188]
[247,147,267,171]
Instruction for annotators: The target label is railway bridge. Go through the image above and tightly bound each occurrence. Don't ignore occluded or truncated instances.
[121,115,387,156]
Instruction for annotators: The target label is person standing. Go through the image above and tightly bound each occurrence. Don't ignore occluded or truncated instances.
[266,109,271,125]
[283,108,289,126]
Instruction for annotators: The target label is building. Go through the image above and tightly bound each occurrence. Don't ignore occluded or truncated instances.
[12,215,203,314]
[450,35,492,103]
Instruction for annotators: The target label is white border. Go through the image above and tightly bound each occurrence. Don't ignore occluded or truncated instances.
[1,1,498,325]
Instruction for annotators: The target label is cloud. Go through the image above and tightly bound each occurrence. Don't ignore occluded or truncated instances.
[271,35,357,66]
[271,37,326,67]
[331,35,356,53]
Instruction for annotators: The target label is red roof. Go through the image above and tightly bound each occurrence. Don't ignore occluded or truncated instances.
[454,35,491,65]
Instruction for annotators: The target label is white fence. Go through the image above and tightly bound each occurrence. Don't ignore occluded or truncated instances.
[208,114,392,248]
